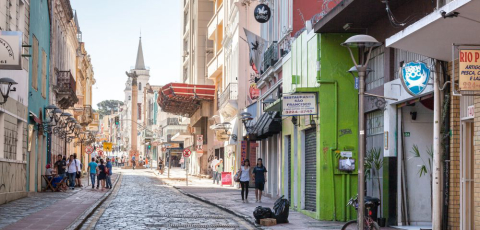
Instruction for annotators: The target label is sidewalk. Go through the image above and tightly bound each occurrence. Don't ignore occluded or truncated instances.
[0,173,119,230]
[153,167,345,229]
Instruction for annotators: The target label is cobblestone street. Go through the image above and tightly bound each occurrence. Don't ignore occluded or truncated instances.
[92,169,254,230]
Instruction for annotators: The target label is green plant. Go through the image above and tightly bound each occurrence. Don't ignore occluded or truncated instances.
[365,147,384,217]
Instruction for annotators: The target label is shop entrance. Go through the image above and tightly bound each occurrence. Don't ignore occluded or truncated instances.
[304,128,317,212]
[461,121,474,229]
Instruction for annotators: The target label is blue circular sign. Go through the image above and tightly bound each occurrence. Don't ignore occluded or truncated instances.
[401,62,431,96]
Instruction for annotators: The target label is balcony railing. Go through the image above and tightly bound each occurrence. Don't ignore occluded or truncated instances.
[55,70,78,109]
[218,83,238,109]
[263,42,279,71]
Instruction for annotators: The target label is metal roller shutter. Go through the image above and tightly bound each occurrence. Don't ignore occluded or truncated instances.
[287,136,292,202]
[304,128,317,212]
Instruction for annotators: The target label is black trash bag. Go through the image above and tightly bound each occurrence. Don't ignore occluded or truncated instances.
[253,206,273,224]
[272,195,290,223]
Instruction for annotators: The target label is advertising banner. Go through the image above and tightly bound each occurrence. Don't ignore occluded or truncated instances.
[0,31,22,70]
[282,93,317,116]
[221,172,232,186]
[241,141,247,163]
[459,49,480,91]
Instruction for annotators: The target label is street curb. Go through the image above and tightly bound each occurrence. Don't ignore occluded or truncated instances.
[173,186,264,229]
[66,173,122,230]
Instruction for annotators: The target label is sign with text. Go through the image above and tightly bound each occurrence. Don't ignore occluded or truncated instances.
[401,62,431,96]
[103,142,112,151]
[467,105,474,118]
[0,31,22,70]
[196,135,203,153]
[241,141,247,163]
[459,50,480,90]
[282,93,317,116]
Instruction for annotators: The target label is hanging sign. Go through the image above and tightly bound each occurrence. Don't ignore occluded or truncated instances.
[254,4,271,23]
[0,31,22,70]
[183,148,191,158]
[196,135,203,153]
[401,62,431,96]
[459,50,480,91]
[86,146,94,154]
[282,93,317,116]
[103,142,112,151]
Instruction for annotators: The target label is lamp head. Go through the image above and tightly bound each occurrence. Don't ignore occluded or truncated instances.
[341,35,382,48]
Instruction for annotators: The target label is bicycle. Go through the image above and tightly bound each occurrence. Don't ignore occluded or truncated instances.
[342,195,380,230]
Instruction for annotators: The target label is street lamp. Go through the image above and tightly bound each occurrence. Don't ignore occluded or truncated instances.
[0,78,17,105]
[341,34,381,229]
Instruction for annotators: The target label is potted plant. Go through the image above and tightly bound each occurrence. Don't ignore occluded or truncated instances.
[365,148,386,227]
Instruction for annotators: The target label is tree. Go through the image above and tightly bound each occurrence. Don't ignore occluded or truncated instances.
[97,100,124,118]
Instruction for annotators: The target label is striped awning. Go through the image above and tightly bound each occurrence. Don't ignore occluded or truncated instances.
[157,83,215,117]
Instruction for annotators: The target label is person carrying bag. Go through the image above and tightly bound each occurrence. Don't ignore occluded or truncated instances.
[238,159,251,203]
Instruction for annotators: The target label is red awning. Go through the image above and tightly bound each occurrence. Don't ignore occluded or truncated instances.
[157,83,215,117]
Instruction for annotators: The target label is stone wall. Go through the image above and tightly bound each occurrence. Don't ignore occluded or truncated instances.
[0,161,27,204]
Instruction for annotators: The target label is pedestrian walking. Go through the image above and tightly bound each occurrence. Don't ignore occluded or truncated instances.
[239,159,251,203]
[211,156,219,184]
[97,159,107,191]
[132,155,136,170]
[66,155,80,190]
[88,157,98,189]
[106,158,113,189]
[252,158,267,203]
[215,158,224,185]
[74,154,83,187]
[158,157,164,174]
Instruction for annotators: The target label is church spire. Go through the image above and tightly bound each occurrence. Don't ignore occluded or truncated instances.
[135,36,146,70]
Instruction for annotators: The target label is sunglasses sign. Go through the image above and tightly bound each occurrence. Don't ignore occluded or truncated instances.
[459,50,480,91]
[254,4,271,23]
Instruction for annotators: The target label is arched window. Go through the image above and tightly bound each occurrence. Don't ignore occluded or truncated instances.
[139,82,142,91]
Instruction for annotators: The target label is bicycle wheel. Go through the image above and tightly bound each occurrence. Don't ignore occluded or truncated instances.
[341,220,380,230]
[341,220,358,230]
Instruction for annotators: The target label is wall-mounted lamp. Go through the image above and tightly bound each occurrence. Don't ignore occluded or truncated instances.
[0,78,17,105]
[410,111,417,121]
[310,115,316,127]
[291,116,298,126]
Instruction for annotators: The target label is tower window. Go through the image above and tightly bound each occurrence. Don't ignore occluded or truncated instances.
[139,82,142,91]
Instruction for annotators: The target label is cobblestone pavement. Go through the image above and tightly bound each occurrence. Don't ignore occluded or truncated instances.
[94,169,255,230]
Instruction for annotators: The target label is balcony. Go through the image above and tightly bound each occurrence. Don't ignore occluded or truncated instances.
[263,42,279,72]
[207,48,224,78]
[218,83,238,109]
[55,70,78,109]
[207,4,224,40]
[79,105,93,126]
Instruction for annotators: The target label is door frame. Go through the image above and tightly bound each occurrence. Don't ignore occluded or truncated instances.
[460,119,474,230]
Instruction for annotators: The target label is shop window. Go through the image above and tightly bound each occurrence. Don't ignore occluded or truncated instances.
[366,45,384,91]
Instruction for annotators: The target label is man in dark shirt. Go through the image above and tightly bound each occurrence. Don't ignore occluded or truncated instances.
[54,154,66,178]
[252,158,267,203]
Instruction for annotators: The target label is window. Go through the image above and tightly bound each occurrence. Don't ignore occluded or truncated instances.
[366,110,384,136]
[366,45,384,91]
[41,49,47,98]
[32,35,39,90]
[138,103,142,120]
[139,82,142,91]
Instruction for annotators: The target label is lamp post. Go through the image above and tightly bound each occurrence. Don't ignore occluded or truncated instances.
[341,34,381,229]
[0,78,17,105]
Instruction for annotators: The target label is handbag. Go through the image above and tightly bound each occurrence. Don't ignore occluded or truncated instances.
[234,168,242,182]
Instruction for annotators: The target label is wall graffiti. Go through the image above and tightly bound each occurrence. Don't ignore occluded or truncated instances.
[340,129,352,137]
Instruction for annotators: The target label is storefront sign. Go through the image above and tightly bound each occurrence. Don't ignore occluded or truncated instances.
[282,93,317,116]
[401,62,431,96]
[459,50,480,90]
[0,31,22,70]
[196,135,203,153]
[241,141,247,163]
[165,143,180,148]
[254,4,271,23]
[221,172,232,185]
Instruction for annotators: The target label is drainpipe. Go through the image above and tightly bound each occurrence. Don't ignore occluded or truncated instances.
[432,60,442,229]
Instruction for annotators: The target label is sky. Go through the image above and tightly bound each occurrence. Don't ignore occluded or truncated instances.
[70,0,181,109]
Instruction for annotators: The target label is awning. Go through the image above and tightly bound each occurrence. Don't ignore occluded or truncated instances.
[171,132,192,141]
[29,112,42,124]
[250,112,281,141]
[386,0,480,61]
[264,98,282,112]
[313,0,404,33]
[157,83,215,117]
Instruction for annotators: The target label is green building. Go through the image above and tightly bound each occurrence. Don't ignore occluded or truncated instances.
[281,31,359,221]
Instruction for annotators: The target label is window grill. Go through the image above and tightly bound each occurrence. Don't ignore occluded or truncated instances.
[366,110,384,136]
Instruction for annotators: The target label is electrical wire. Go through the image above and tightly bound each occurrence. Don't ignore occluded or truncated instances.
[384,0,420,28]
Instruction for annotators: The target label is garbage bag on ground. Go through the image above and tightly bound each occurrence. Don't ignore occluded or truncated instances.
[253,206,273,224]
[272,195,290,223]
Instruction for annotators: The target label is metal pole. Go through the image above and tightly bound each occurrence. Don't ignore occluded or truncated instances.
[168,150,171,179]
[357,68,366,229]
[186,157,189,186]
